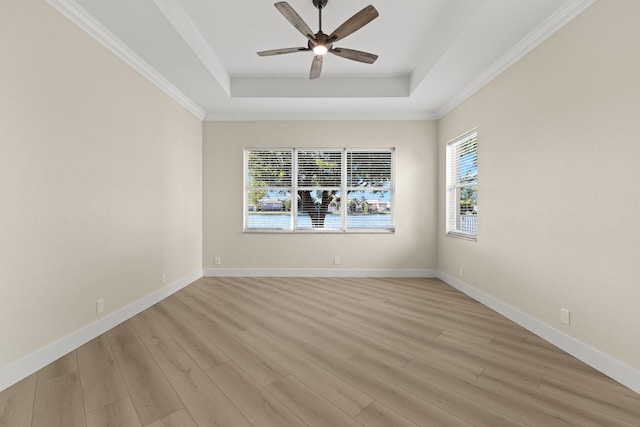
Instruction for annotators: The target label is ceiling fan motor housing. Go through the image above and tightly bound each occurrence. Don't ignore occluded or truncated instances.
[310,31,331,49]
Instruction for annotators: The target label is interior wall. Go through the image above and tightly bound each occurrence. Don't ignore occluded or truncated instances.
[438,0,640,371]
[0,0,202,373]
[203,120,437,275]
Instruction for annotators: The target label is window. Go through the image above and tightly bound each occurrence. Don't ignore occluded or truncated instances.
[245,148,394,233]
[446,129,477,239]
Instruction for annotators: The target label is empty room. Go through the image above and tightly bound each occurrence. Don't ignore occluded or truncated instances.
[1,0,639,426]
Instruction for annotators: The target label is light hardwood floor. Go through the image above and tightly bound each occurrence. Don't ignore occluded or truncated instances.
[1,277,639,426]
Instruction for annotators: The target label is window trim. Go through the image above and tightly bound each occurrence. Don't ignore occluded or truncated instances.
[244,147,395,234]
[446,129,478,241]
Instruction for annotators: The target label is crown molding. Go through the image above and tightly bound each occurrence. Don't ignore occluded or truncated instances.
[435,0,599,119]
[45,0,206,120]
[231,77,410,98]
[204,111,438,122]
[44,0,597,123]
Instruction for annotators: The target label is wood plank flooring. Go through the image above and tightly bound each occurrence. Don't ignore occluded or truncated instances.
[1,277,639,426]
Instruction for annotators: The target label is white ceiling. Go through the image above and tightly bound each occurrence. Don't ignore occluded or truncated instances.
[49,0,596,120]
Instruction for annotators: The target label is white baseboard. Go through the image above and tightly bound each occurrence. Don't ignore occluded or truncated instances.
[0,270,203,392]
[4,268,638,396]
[437,271,640,395]
[203,268,437,278]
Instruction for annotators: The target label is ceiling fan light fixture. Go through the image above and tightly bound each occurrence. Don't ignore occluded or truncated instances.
[312,44,328,55]
[257,1,379,79]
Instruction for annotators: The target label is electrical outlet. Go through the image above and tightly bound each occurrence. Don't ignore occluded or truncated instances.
[96,298,104,314]
[162,273,166,284]
[333,256,340,265]
[459,267,464,277]
[560,307,570,325]
[215,256,221,265]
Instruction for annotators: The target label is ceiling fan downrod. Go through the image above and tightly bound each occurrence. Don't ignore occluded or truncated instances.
[313,0,328,33]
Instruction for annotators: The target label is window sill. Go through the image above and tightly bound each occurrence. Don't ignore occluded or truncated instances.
[244,228,395,234]
[446,231,477,242]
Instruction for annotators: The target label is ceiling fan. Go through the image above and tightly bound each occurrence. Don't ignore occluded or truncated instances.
[257,0,379,79]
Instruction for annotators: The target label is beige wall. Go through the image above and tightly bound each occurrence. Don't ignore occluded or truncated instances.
[0,0,202,369]
[4,0,637,392]
[438,0,640,370]
[203,121,437,274]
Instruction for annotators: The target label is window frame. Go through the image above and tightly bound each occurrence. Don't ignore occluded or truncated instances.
[244,147,395,234]
[446,129,478,241]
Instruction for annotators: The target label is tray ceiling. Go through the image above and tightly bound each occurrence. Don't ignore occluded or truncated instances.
[47,0,596,120]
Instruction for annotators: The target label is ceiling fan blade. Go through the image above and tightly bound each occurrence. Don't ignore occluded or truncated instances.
[257,47,310,56]
[328,5,378,43]
[274,2,315,41]
[310,55,323,79]
[329,48,378,64]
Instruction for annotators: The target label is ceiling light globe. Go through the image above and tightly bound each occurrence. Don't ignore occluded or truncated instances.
[313,45,328,55]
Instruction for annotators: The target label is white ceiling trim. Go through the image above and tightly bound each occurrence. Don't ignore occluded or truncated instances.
[435,0,598,118]
[231,77,410,98]
[230,77,410,99]
[204,111,438,122]
[152,0,230,96]
[45,0,206,120]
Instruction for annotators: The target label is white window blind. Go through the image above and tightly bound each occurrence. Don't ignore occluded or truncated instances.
[446,130,478,239]
[245,148,394,233]
[296,150,342,230]
[346,150,393,229]
[245,149,293,230]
